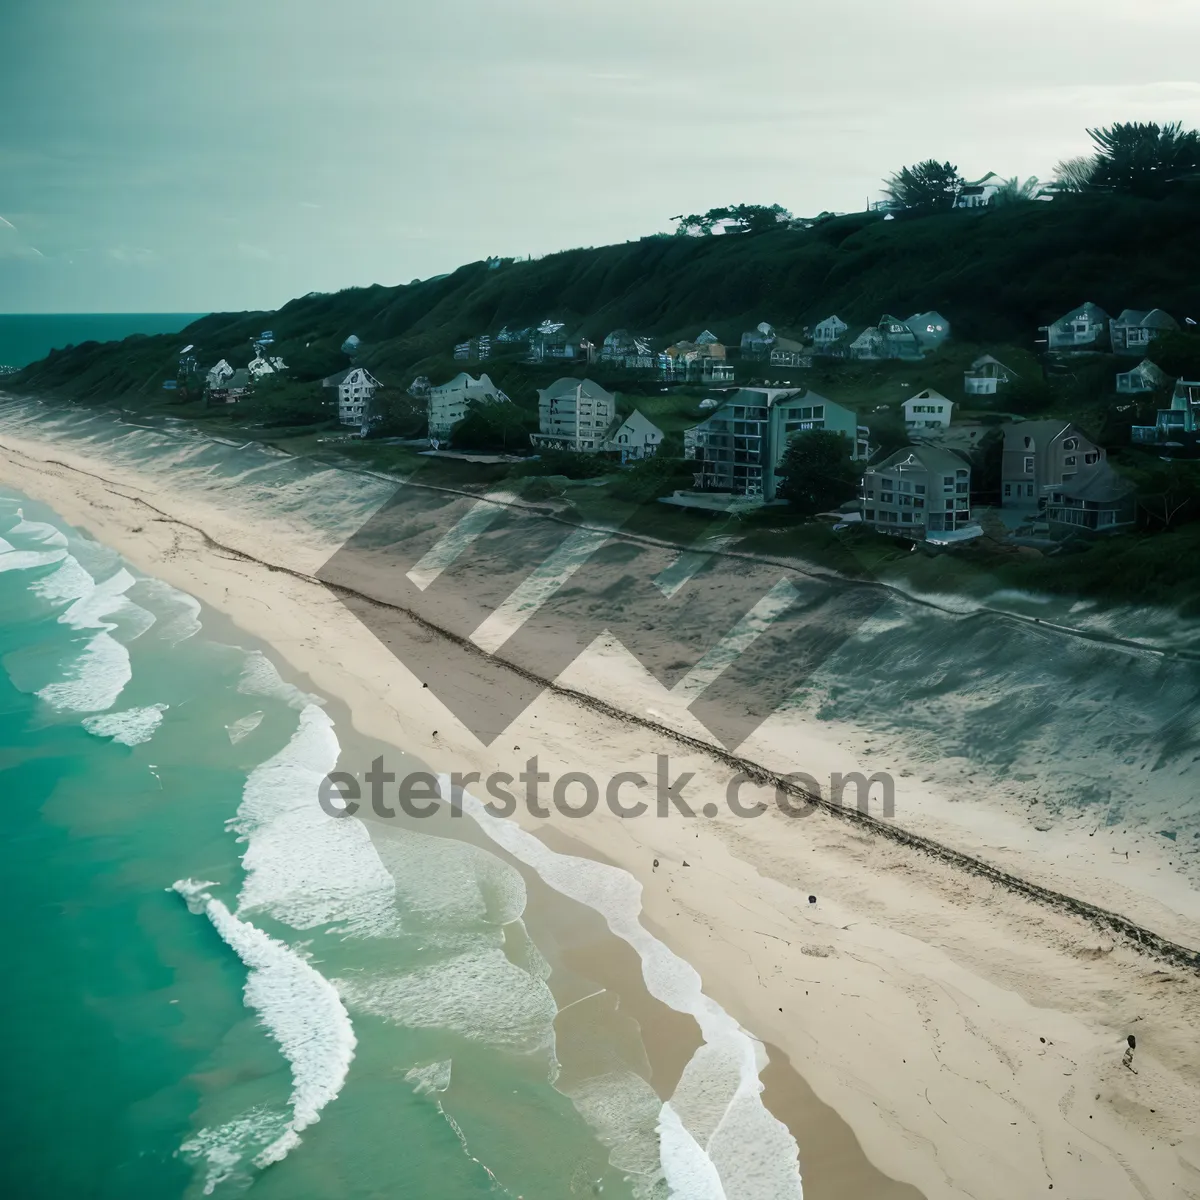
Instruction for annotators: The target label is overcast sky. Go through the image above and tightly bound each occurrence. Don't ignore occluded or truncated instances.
[2,0,1199,313]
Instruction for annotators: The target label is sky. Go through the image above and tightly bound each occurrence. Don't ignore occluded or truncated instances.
[2,0,1199,314]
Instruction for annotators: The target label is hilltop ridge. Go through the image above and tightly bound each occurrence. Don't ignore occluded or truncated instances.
[12,187,1200,403]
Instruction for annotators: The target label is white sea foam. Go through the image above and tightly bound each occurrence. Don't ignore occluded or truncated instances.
[226,711,265,745]
[172,879,356,1180]
[59,566,156,640]
[8,513,69,548]
[82,703,168,746]
[133,577,203,644]
[30,555,95,605]
[37,631,133,713]
[336,941,558,1053]
[237,651,324,710]
[441,778,804,1200]
[0,534,67,573]
[405,1059,452,1096]
[179,1106,292,1196]
[371,825,528,929]
[232,705,401,937]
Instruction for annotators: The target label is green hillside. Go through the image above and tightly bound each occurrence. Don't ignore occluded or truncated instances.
[12,186,1200,407]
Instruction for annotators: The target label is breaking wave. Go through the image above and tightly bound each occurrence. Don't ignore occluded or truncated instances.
[173,880,356,1188]
[82,703,168,746]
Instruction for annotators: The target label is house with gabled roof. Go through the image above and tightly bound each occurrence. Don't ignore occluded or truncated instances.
[740,322,777,360]
[1110,308,1178,356]
[954,172,1005,208]
[861,445,974,538]
[531,378,617,452]
[206,359,233,390]
[1042,303,1110,351]
[1002,420,1104,508]
[905,311,951,351]
[324,366,382,428]
[851,315,922,361]
[769,337,810,369]
[606,409,664,461]
[428,372,509,440]
[1044,463,1135,532]
[1132,377,1200,443]
[1116,359,1169,395]
[903,388,954,432]
[812,315,848,345]
[964,354,1017,396]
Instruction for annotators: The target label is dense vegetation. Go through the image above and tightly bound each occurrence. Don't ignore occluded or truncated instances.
[8,180,1200,610]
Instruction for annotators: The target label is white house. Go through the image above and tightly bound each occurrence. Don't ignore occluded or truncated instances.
[323,366,382,428]
[248,354,287,379]
[1116,359,1170,395]
[964,354,1017,395]
[902,388,954,431]
[812,315,848,345]
[606,409,664,460]
[1110,309,1178,356]
[427,372,510,440]
[860,445,973,539]
[530,378,617,453]
[954,172,1005,208]
[1042,303,1110,351]
[206,359,233,390]
[769,337,810,368]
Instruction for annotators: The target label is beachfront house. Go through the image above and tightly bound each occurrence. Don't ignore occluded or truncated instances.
[905,311,951,352]
[1043,463,1136,532]
[964,354,1017,395]
[769,338,811,369]
[1131,378,1200,444]
[683,388,867,501]
[850,315,922,361]
[1110,309,1178,356]
[323,366,382,428]
[206,359,233,390]
[600,329,636,361]
[1041,303,1110,352]
[740,322,777,360]
[248,353,286,379]
[1001,420,1103,508]
[1116,359,1170,395]
[860,445,973,539]
[208,367,252,406]
[812,315,848,346]
[606,409,665,461]
[530,321,578,362]
[427,372,510,441]
[530,378,617,453]
[660,336,728,381]
[954,172,1005,208]
[902,388,954,432]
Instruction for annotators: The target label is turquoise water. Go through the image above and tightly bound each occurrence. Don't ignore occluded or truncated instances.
[0,493,645,1198]
[0,481,809,1199]
[0,314,205,369]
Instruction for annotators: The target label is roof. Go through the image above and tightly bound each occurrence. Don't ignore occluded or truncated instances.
[771,336,808,353]
[1002,419,1078,449]
[969,353,1017,374]
[538,377,615,404]
[1114,308,1177,330]
[815,314,846,326]
[867,444,971,477]
[904,387,952,406]
[1055,302,1110,324]
[609,409,664,444]
[323,366,381,388]
[1052,463,1134,503]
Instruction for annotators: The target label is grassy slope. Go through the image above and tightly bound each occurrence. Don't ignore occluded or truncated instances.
[8,188,1200,611]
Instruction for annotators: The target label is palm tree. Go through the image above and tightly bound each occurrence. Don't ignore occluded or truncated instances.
[991,176,1042,205]
[1087,122,1200,196]
[1050,156,1098,193]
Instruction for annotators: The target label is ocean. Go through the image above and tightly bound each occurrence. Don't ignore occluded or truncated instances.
[0,411,810,1197]
[0,314,205,369]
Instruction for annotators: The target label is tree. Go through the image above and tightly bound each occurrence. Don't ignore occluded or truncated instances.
[673,203,791,236]
[1087,121,1200,197]
[991,176,1042,205]
[1129,459,1200,530]
[451,399,538,452]
[1050,156,1098,193]
[369,389,427,438]
[881,160,963,211]
[776,430,861,515]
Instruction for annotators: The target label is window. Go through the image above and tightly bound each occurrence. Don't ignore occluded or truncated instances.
[1023,456,1034,473]
[1003,483,1012,498]
[865,509,875,520]
[1023,437,1033,449]
[1064,456,1076,468]
[1085,452,1099,465]
[1063,438,1077,451]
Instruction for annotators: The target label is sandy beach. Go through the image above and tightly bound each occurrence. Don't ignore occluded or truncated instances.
[3,426,1199,1200]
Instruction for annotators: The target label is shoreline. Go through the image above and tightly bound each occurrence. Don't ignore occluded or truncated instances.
[2,428,1200,1199]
